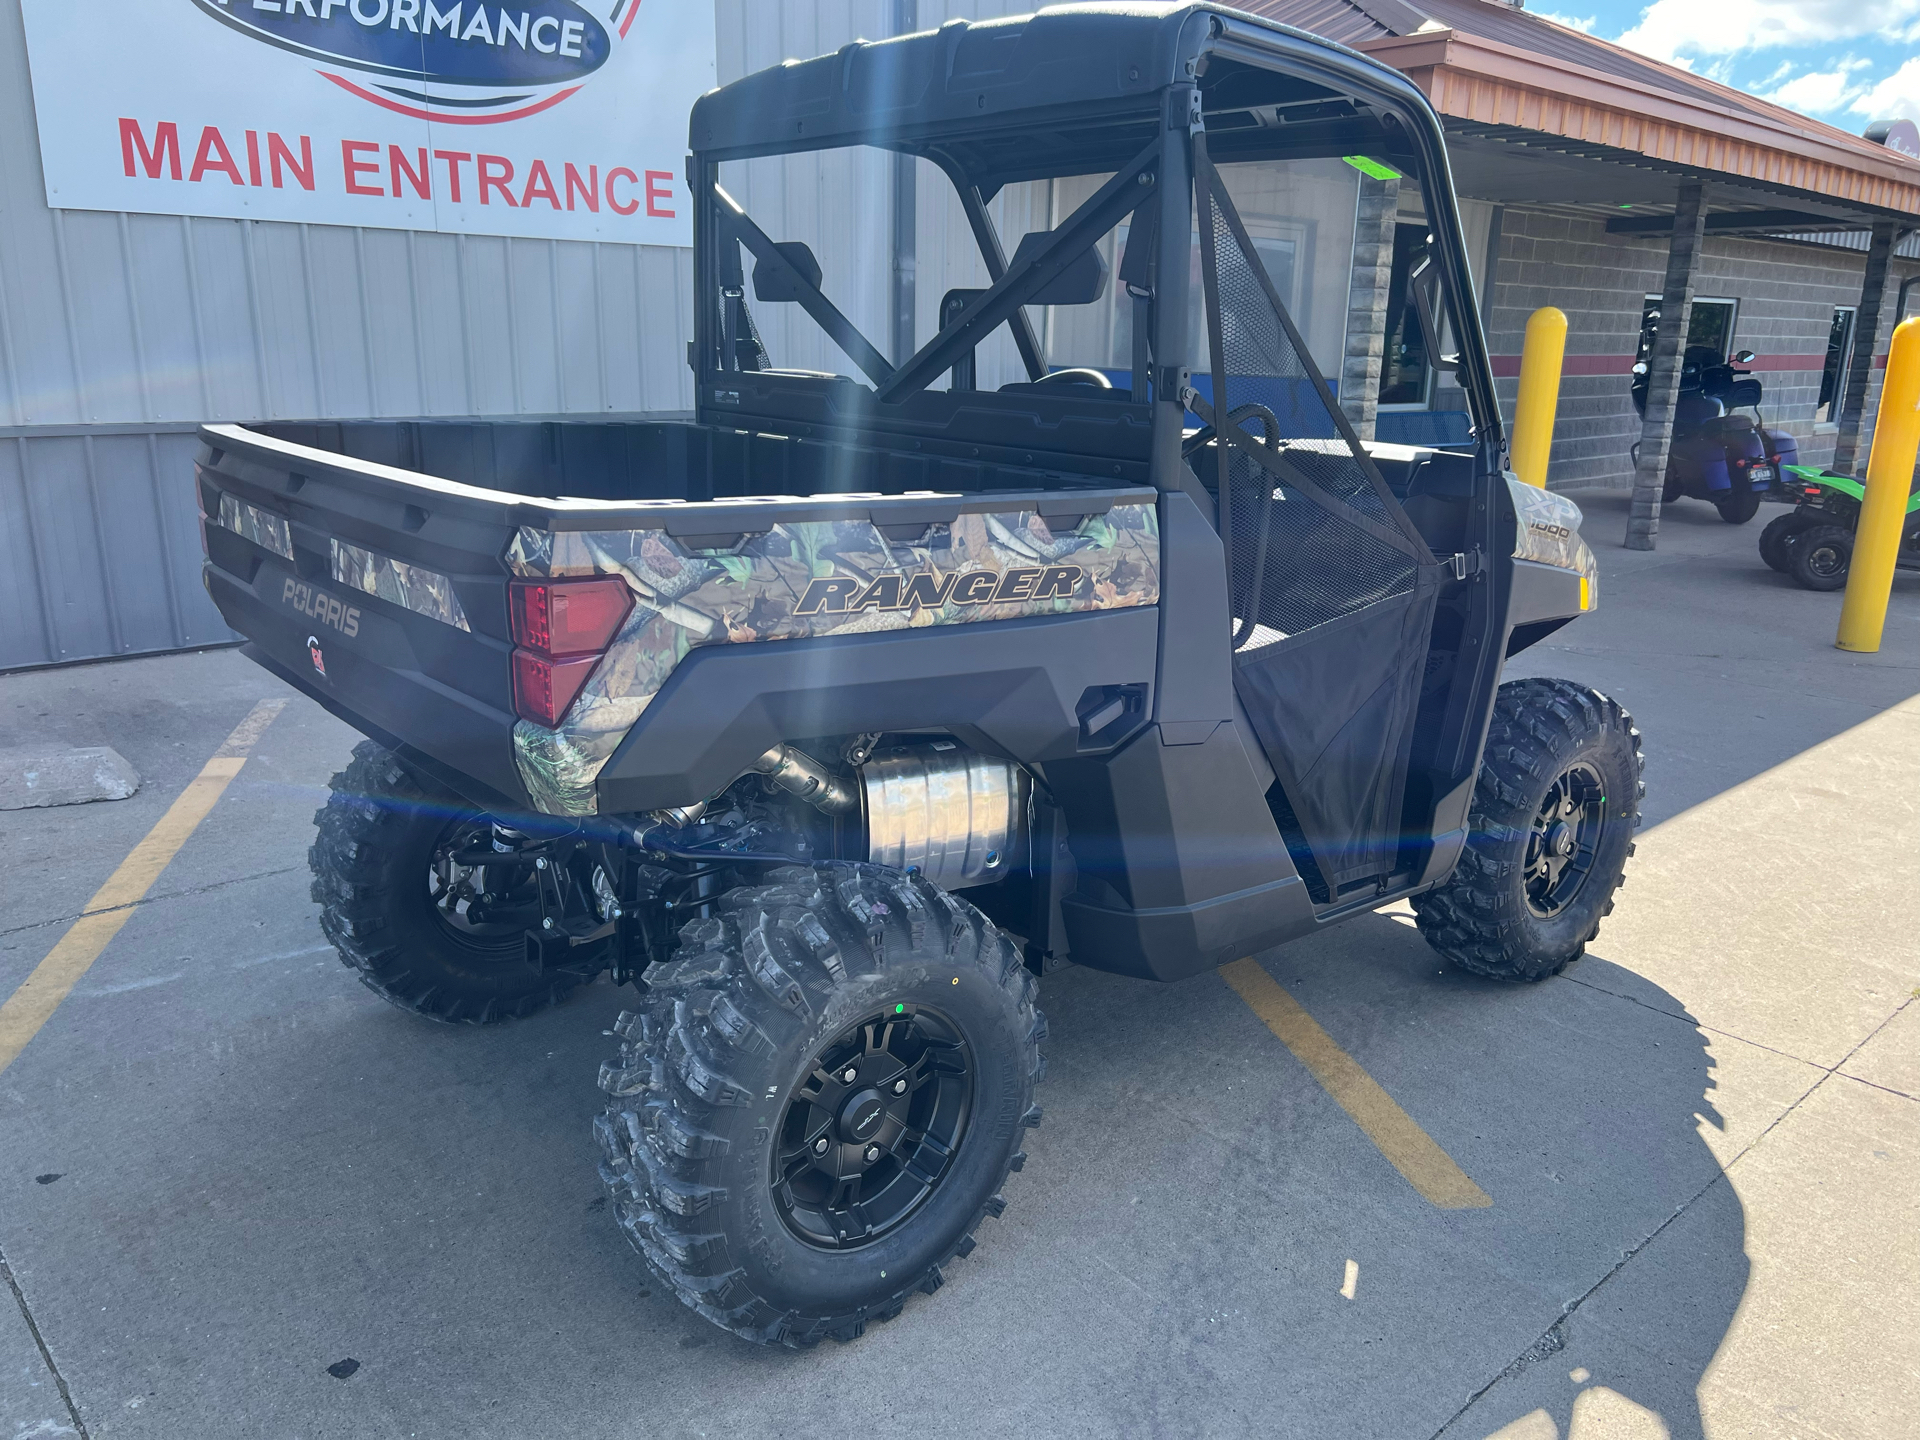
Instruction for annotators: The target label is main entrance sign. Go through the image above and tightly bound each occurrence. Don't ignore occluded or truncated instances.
[20,0,714,243]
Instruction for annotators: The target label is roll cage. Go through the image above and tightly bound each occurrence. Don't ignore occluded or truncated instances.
[685,1,1503,486]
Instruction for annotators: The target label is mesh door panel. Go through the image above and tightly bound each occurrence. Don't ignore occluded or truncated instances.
[1198,163,1428,649]
[1222,454,1418,643]
[1196,142,1443,888]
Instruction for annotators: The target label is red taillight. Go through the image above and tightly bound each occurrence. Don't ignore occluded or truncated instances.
[511,650,604,728]
[508,577,633,727]
[510,577,632,656]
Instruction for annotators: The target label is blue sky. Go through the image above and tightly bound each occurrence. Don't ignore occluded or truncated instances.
[1530,0,1920,133]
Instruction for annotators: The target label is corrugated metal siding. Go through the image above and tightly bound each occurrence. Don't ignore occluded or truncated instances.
[0,429,224,670]
[0,0,701,429]
[0,0,701,669]
[0,0,1048,670]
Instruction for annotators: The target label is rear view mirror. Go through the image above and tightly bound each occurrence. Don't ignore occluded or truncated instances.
[1008,232,1110,306]
[1407,252,1459,374]
[1733,349,1756,363]
[753,241,824,302]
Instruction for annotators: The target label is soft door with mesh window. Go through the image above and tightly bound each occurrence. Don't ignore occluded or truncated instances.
[1193,142,1445,895]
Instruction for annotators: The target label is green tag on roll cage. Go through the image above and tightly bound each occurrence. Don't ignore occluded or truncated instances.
[1342,155,1402,181]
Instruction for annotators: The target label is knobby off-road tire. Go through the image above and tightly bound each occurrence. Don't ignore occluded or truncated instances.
[1412,678,1643,982]
[1788,524,1853,591]
[593,862,1043,1348]
[309,740,585,1023]
[1759,511,1820,572]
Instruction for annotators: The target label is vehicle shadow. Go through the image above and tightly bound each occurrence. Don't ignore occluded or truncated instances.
[1025,908,1750,1439]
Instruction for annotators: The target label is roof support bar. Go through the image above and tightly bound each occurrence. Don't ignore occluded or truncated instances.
[1627,181,1706,551]
[713,185,897,389]
[1834,222,1906,474]
[874,137,1162,403]
[931,153,1046,381]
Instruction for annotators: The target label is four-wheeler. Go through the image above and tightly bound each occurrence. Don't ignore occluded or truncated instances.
[1760,464,1920,590]
[1631,333,1796,524]
[194,3,1642,1348]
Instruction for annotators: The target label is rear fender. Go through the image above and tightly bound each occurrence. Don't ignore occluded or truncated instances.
[593,608,1161,814]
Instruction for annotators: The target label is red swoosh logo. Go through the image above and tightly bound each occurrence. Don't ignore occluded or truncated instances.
[319,71,583,124]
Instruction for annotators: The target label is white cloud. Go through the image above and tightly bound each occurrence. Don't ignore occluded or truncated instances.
[1764,57,1874,117]
[1849,55,1920,118]
[1534,10,1597,32]
[1618,0,1920,61]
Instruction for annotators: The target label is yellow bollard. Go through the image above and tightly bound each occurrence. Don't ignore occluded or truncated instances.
[1837,315,1920,653]
[1509,306,1568,488]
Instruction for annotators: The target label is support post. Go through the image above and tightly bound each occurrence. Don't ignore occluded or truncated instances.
[1510,306,1567,488]
[1837,315,1920,653]
[1832,222,1900,475]
[888,0,918,366]
[1340,172,1399,442]
[1149,86,1195,493]
[1626,183,1707,551]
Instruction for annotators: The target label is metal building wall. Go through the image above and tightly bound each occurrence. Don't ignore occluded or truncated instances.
[0,0,1034,671]
[0,0,698,671]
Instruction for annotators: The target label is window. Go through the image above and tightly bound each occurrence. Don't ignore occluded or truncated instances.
[1635,295,1738,366]
[1042,160,1337,383]
[1818,305,1857,424]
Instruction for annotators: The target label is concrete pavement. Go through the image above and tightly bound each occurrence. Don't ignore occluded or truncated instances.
[1,487,1914,1439]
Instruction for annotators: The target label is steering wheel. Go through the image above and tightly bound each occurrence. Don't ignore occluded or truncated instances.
[1034,368,1113,388]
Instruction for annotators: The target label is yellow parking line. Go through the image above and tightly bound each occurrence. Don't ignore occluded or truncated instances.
[0,699,286,1075]
[1219,957,1492,1209]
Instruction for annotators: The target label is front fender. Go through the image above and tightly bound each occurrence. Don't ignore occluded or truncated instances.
[1502,477,1598,653]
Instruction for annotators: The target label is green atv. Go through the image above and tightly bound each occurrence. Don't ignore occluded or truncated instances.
[1759,465,1920,591]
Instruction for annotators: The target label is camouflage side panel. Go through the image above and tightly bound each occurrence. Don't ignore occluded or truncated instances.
[214,492,294,561]
[507,503,1161,816]
[1507,477,1599,604]
[330,539,471,632]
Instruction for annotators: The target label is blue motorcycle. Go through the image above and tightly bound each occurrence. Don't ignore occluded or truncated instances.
[1631,328,1796,524]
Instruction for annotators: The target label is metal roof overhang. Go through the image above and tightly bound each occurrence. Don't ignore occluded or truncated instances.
[1356,27,1920,232]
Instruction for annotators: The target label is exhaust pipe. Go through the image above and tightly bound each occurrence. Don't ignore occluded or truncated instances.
[751,744,861,815]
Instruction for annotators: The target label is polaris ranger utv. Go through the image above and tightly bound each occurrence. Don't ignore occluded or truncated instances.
[196,3,1640,1348]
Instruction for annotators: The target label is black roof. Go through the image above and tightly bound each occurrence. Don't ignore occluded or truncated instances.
[688,2,1430,182]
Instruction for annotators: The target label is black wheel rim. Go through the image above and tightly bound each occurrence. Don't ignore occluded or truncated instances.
[1524,763,1607,919]
[425,817,540,953]
[1804,541,1847,579]
[772,1007,974,1251]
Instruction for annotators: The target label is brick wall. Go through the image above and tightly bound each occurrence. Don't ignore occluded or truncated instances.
[1483,207,1920,489]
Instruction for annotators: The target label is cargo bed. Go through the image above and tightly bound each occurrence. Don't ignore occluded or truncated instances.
[196,418,1162,816]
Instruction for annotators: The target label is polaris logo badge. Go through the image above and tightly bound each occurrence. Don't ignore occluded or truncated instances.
[283,576,362,637]
[795,566,1085,617]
